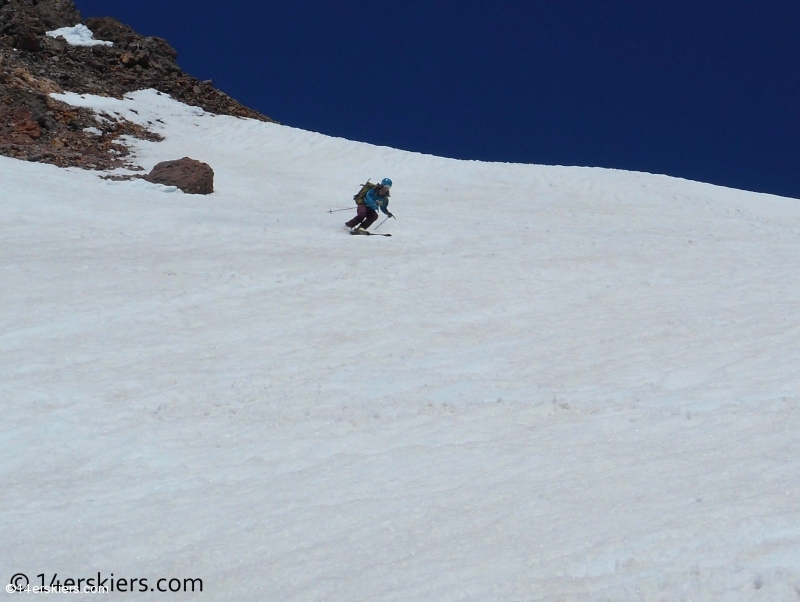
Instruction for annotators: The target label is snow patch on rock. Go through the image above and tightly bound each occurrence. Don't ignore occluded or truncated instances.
[46,24,113,47]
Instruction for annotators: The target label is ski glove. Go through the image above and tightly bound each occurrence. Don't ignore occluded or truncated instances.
[387,212,395,218]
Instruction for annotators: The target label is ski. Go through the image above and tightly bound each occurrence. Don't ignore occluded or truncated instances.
[350,230,392,237]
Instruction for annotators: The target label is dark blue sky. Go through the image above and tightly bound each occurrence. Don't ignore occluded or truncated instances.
[74,0,800,199]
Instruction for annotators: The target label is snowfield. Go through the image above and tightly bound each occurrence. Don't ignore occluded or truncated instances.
[2,90,800,600]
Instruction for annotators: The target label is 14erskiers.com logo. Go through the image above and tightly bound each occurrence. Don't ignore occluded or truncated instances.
[7,572,203,593]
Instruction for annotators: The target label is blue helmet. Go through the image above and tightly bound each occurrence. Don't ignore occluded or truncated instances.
[381,178,393,188]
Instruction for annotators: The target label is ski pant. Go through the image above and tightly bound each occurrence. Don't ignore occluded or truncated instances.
[346,204,379,229]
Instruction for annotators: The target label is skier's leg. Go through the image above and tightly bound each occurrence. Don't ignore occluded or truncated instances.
[345,205,367,228]
[361,208,379,229]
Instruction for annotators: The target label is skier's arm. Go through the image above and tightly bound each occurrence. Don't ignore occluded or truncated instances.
[363,189,379,211]
[371,190,391,216]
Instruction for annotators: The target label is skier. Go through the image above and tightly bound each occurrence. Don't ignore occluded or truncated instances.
[346,178,394,232]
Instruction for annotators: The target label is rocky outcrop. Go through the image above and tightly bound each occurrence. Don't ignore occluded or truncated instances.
[0,57,163,170]
[0,0,273,171]
[0,0,82,37]
[144,157,214,194]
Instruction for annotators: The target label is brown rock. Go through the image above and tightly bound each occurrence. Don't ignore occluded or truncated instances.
[42,34,67,52]
[84,17,139,46]
[142,36,178,62]
[0,0,82,37]
[14,32,42,51]
[16,119,41,139]
[7,108,41,144]
[10,133,33,144]
[31,0,82,30]
[144,157,214,194]
[120,52,137,67]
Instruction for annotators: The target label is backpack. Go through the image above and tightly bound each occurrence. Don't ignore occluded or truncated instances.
[353,180,390,205]
[353,180,378,205]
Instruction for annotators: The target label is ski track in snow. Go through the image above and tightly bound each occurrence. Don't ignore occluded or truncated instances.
[2,90,800,600]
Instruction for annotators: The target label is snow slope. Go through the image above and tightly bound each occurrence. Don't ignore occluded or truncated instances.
[2,90,800,600]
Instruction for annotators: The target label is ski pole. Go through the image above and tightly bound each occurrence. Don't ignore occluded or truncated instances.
[375,214,397,231]
[327,208,353,213]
